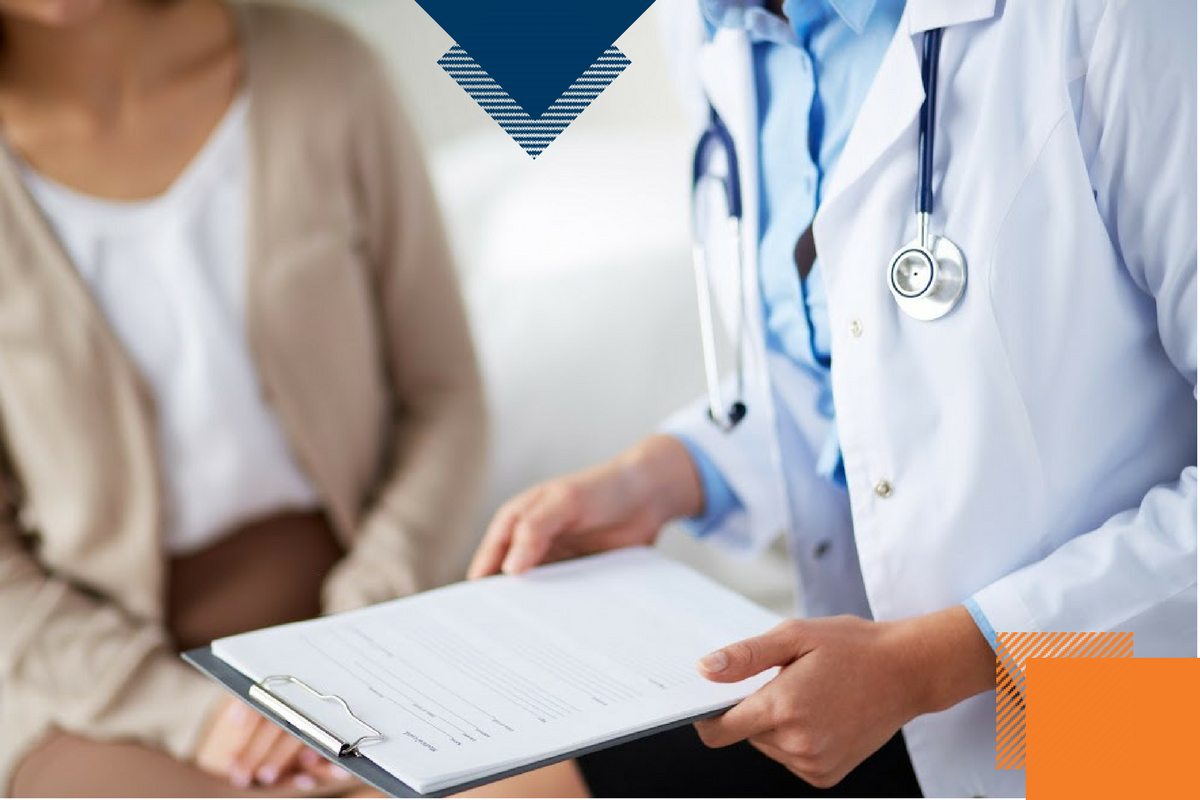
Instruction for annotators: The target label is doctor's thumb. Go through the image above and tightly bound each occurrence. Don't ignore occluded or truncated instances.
[697,621,804,683]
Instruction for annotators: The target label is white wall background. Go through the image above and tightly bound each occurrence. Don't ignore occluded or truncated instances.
[275,0,795,614]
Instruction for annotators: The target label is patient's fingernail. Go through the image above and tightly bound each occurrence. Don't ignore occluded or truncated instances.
[257,766,279,785]
[230,703,251,724]
[699,651,728,673]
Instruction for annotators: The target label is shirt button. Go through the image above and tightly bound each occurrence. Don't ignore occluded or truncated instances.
[813,540,831,559]
[849,319,863,337]
[873,480,894,499]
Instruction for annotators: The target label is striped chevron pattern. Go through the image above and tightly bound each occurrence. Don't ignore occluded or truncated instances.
[995,631,1133,770]
[437,45,630,158]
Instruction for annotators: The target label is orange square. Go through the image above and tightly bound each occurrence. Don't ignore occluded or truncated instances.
[1025,657,1199,798]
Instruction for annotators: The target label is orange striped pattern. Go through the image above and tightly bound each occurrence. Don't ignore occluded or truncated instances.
[995,632,1133,769]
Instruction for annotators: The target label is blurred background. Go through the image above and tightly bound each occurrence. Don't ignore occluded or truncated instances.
[282,0,794,614]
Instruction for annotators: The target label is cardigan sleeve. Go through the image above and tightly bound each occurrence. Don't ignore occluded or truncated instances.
[0,437,225,768]
[321,38,489,612]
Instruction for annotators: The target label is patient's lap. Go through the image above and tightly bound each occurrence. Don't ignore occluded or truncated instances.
[14,510,344,796]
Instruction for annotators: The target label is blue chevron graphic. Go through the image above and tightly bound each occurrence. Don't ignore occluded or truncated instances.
[438,45,630,159]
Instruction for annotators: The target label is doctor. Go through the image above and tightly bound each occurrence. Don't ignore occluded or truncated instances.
[469,0,1197,796]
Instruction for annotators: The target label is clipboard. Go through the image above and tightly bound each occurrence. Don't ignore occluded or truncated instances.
[184,646,731,798]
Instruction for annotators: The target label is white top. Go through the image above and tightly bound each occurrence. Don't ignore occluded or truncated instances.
[20,97,319,554]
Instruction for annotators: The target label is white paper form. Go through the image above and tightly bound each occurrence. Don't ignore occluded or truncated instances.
[212,547,783,794]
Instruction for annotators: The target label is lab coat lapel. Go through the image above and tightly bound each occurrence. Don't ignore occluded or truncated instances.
[696,28,763,344]
[819,10,924,211]
[820,0,1001,212]
[907,0,999,34]
[694,27,798,541]
[696,28,756,162]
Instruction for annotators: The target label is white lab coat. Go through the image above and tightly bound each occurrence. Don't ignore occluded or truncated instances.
[659,0,1197,795]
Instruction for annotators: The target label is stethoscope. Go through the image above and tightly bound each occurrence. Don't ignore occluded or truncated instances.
[690,27,964,430]
[691,104,747,431]
[887,28,967,321]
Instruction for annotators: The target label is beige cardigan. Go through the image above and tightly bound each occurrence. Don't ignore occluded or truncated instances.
[0,2,487,788]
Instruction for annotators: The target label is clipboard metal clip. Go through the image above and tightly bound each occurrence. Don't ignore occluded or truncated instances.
[249,675,384,758]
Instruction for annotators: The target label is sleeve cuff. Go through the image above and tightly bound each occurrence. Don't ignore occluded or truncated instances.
[671,434,742,537]
[965,595,1028,695]
[963,597,999,652]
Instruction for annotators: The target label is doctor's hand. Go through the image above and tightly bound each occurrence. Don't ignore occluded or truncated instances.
[694,607,995,789]
[468,434,704,578]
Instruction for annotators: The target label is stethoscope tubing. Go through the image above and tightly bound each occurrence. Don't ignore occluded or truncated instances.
[916,28,943,217]
[692,107,743,220]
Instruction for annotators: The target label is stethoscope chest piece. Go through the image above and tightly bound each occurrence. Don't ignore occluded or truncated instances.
[888,225,966,321]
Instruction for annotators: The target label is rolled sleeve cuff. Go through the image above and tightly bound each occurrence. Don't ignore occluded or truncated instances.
[967,581,1041,696]
[963,597,999,652]
[671,434,742,537]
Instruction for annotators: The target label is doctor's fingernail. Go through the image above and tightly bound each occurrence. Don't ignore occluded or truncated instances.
[256,766,279,785]
[329,766,352,780]
[293,774,317,790]
[699,651,729,672]
[231,768,251,788]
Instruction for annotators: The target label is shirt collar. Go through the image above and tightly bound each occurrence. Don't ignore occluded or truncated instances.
[700,0,882,38]
[786,0,880,34]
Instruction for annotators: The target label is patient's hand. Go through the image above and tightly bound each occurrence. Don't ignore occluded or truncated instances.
[196,697,352,789]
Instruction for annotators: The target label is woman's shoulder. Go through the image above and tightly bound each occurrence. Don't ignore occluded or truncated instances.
[238,1,390,102]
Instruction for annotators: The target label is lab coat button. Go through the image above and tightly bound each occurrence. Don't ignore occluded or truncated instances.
[873,480,894,499]
[850,319,863,337]
[813,540,831,559]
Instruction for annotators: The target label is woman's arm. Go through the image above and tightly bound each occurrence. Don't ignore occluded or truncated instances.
[321,43,488,613]
[0,434,225,761]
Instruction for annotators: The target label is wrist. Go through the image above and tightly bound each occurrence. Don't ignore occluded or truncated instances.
[889,606,997,720]
[618,434,705,524]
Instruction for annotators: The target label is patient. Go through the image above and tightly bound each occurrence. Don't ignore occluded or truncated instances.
[0,0,485,795]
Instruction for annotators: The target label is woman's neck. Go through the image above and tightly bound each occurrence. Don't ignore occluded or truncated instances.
[0,0,224,118]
